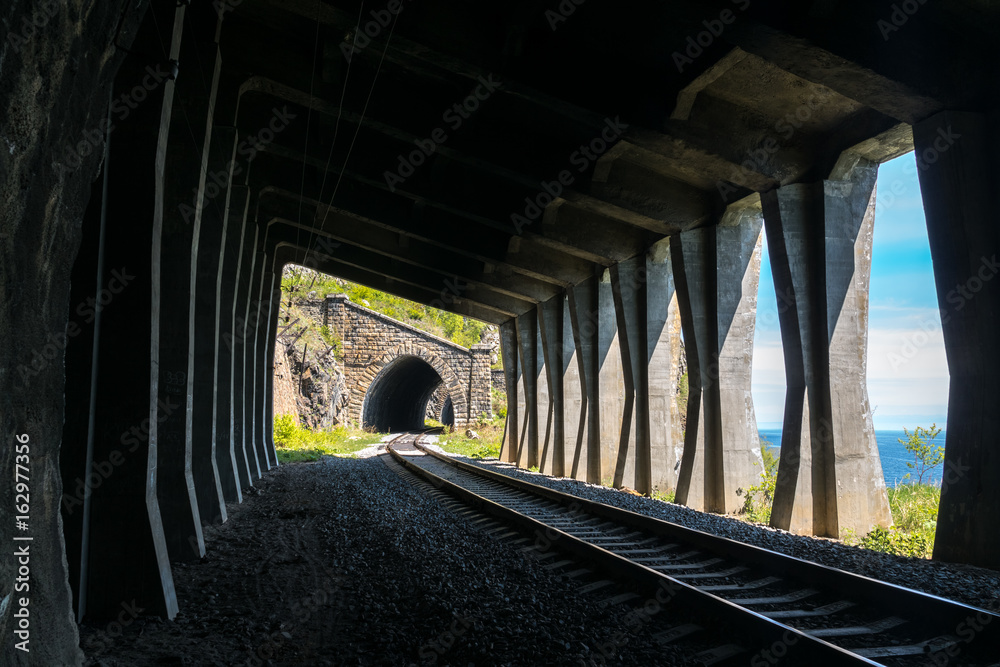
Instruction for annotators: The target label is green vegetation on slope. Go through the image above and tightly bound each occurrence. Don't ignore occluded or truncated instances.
[273,414,383,463]
[733,426,942,559]
[281,265,490,349]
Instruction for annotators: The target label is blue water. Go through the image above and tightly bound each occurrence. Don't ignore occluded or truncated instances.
[758,429,948,488]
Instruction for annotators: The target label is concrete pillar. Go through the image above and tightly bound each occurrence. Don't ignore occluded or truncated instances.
[568,274,603,484]
[80,2,183,620]
[515,309,540,469]
[914,111,1000,568]
[598,273,625,486]
[190,126,236,527]
[499,320,519,463]
[537,295,565,477]
[672,213,764,513]
[214,184,248,504]
[611,258,646,492]
[762,162,891,538]
[232,226,259,486]
[645,241,685,495]
[263,266,281,466]
[254,268,279,469]
[242,247,265,480]
[611,247,685,496]
[562,295,588,480]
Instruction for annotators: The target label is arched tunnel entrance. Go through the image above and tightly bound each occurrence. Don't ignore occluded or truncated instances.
[361,355,445,432]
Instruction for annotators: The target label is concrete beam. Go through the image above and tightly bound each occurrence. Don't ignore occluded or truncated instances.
[515,310,540,469]
[762,164,891,538]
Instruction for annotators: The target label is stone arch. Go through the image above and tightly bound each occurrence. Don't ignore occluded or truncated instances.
[354,342,469,429]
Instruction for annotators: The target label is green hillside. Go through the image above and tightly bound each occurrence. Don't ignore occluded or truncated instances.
[280,264,491,350]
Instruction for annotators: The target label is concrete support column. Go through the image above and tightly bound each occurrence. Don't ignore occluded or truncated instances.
[611,258,646,492]
[915,111,1000,568]
[645,241,684,495]
[568,274,603,484]
[214,184,248,503]
[263,265,281,465]
[672,213,764,513]
[537,295,565,477]
[241,247,265,480]
[762,163,891,537]
[515,309,540,469]
[597,274,625,486]
[499,320,519,463]
[562,295,588,480]
[230,220,256,489]
[254,268,279,468]
[80,2,184,620]
[190,126,236,527]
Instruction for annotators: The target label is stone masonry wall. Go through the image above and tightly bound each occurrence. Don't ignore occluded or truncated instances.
[322,295,491,427]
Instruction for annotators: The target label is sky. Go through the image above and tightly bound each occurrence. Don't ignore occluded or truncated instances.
[751,153,950,431]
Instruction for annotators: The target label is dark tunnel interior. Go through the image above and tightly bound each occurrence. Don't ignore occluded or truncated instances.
[361,356,445,432]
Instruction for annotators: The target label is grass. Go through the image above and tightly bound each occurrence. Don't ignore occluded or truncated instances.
[727,433,941,558]
[843,482,940,558]
[435,416,504,460]
[651,489,676,504]
[273,414,383,463]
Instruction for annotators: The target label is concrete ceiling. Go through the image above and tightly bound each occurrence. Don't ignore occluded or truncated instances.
[216,0,997,324]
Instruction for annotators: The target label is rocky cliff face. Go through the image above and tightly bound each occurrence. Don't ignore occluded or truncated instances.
[1,2,149,664]
[272,298,349,429]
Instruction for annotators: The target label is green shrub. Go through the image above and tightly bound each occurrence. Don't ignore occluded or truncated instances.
[853,526,930,559]
[272,418,383,463]
[737,437,778,524]
[491,386,507,419]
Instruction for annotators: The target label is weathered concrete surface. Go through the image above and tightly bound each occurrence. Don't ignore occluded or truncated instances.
[915,110,1000,569]
[762,164,891,538]
[672,213,764,514]
[499,320,520,463]
[569,275,602,484]
[611,239,685,495]
[0,0,151,656]
[515,310,540,469]
[537,296,566,477]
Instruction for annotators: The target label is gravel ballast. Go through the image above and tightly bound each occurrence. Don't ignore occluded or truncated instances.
[81,453,700,666]
[422,442,1000,613]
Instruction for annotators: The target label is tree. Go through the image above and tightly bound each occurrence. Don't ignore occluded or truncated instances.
[900,424,944,485]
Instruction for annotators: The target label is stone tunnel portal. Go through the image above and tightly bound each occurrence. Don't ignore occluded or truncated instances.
[361,355,446,432]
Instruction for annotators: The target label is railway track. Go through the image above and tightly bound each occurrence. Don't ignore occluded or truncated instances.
[384,432,1000,666]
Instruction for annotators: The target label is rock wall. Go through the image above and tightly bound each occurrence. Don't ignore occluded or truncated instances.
[1,1,149,664]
